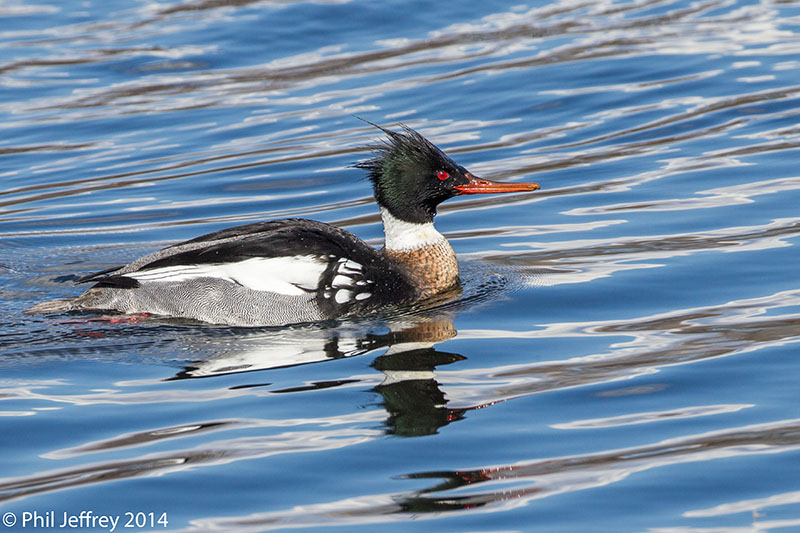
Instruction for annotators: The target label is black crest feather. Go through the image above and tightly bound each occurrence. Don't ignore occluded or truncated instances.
[353,120,463,223]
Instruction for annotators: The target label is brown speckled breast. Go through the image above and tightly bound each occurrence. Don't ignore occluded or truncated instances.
[382,240,460,300]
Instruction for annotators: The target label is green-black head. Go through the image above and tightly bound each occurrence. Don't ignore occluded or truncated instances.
[355,122,540,225]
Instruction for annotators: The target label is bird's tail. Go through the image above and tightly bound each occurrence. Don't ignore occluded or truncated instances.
[25,297,78,315]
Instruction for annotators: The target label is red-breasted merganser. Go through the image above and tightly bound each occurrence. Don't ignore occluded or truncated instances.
[27,124,540,326]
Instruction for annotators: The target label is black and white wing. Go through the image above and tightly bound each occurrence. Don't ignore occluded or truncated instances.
[78,218,414,316]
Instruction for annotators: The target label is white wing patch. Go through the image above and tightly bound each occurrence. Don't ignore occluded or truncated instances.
[128,255,327,296]
[334,290,353,304]
[321,258,374,305]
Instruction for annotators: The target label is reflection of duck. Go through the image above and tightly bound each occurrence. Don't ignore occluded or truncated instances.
[170,314,460,379]
[28,123,538,326]
[171,314,468,437]
[371,319,466,437]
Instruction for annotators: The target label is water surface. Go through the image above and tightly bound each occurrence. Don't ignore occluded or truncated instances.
[2,0,800,531]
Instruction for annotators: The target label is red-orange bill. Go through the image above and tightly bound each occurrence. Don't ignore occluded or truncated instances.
[454,173,540,195]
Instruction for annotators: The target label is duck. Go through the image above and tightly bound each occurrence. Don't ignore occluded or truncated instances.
[27,123,540,326]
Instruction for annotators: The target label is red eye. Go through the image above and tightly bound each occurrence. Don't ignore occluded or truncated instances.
[437,170,450,180]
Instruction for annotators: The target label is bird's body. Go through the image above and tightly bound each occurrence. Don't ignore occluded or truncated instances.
[27,124,539,326]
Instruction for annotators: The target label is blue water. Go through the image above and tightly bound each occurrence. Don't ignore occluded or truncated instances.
[2,0,800,531]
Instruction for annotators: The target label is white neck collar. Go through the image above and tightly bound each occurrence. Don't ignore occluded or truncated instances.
[380,207,446,252]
